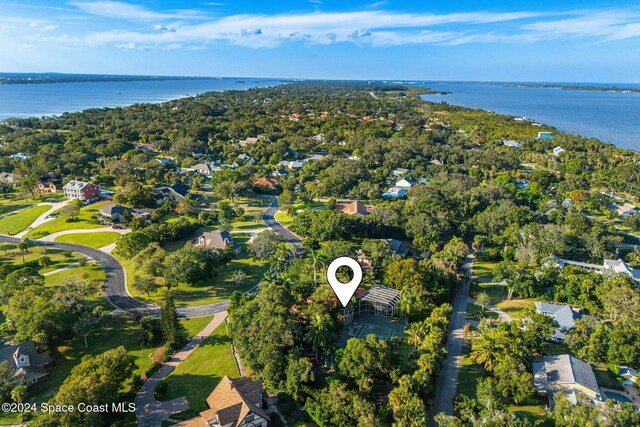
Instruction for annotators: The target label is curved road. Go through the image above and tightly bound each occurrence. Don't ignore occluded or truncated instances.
[0,198,299,317]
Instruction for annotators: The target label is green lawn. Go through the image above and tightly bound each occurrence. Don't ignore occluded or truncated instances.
[157,322,239,412]
[470,282,506,306]
[471,259,499,280]
[0,243,86,273]
[181,315,214,339]
[0,204,51,235]
[26,202,108,238]
[458,355,485,398]
[16,316,158,425]
[466,303,499,322]
[129,234,269,308]
[275,211,294,226]
[496,299,534,320]
[0,193,61,216]
[54,231,121,248]
[44,262,107,287]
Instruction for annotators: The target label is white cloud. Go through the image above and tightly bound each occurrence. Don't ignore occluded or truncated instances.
[30,7,640,51]
[68,1,207,22]
[29,22,39,27]
[41,24,59,31]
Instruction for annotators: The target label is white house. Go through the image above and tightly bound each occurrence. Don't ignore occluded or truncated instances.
[553,146,566,156]
[503,140,521,148]
[312,133,326,142]
[237,153,255,164]
[395,178,414,188]
[533,355,602,406]
[280,160,304,169]
[534,302,583,340]
[616,203,638,217]
[9,152,29,160]
[382,186,407,198]
[391,168,410,177]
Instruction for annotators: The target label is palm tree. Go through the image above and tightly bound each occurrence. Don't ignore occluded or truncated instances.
[271,243,291,278]
[470,328,510,372]
[74,317,93,348]
[308,248,327,289]
[305,311,333,361]
[405,323,424,349]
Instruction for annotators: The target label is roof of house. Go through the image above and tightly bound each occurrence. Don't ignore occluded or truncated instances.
[198,230,234,250]
[603,258,640,280]
[99,202,128,217]
[251,177,279,189]
[184,163,213,174]
[395,178,414,188]
[0,341,51,379]
[63,180,94,190]
[382,186,407,197]
[176,376,269,427]
[384,239,409,256]
[334,201,374,216]
[0,172,17,181]
[616,203,638,215]
[535,302,581,330]
[170,183,190,197]
[543,354,600,397]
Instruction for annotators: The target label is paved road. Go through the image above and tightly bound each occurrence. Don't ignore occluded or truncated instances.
[430,251,474,424]
[0,234,226,318]
[261,197,304,255]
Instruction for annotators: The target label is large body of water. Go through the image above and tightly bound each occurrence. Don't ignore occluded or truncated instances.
[1,78,639,151]
[419,82,640,151]
[0,78,282,120]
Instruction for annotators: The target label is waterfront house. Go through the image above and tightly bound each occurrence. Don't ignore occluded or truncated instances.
[503,139,521,148]
[63,180,100,202]
[174,376,270,427]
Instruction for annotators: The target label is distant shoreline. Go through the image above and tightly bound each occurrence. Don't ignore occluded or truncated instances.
[501,82,640,93]
[0,73,284,85]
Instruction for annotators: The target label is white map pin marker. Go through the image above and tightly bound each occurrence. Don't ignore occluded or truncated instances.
[327,257,363,307]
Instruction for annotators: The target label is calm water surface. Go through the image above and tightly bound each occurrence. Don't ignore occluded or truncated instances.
[420,82,640,151]
[0,78,282,120]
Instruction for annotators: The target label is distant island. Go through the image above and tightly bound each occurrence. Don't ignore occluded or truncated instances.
[502,82,640,93]
[0,72,226,85]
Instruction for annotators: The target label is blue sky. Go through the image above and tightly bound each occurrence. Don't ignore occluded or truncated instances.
[1,1,640,82]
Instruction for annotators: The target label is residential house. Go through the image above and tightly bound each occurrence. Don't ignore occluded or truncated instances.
[312,133,326,142]
[154,157,175,166]
[99,202,129,222]
[382,186,407,198]
[429,159,443,166]
[533,354,602,406]
[9,152,29,160]
[348,155,361,161]
[63,180,100,202]
[34,175,61,195]
[503,139,521,148]
[154,184,190,203]
[280,160,304,170]
[334,201,374,217]
[251,177,279,191]
[619,366,637,386]
[514,179,530,189]
[615,203,638,217]
[194,230,240,255]
[237,153,255,164]
[395,178,414,188]
[391,168,409,177]
[548,256,640,282]
[534,302,583,340]
[175,376,270,427]
[181,163,216,177]
[304,154,325,162]
[272,168,289,178]
[0,341,52,385]
[553,146,565,156]
[539,132,555,139]
[238,137,259,147]
[0,172,18,184]
[134,143,157,152]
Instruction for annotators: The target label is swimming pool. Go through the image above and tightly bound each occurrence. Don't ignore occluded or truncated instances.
[604,390,633,403]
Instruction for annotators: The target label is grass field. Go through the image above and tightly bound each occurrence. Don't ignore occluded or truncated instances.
[54,231,121,248]
[275,211,294,226]
[44,262,107,287]
[157,322,239,412]
[0,204,51,235]
[471,259,499,280]
[26,202,108,238]
[470,282,506,305]
[181,315,214,339]
[466,303,500,322]
[0,193,61,216]
[0,243,86,273]
[129,233,269,307]
[495,299,534,319]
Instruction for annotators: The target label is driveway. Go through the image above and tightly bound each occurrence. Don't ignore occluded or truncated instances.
[135,312,228,427]
[429,251,474,424]
[261,197,304,255]
[14,200,70,238]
